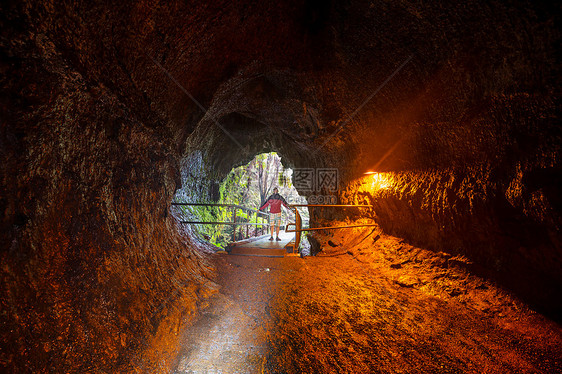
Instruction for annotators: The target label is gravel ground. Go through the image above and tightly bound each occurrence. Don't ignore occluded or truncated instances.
[174,227,562,374]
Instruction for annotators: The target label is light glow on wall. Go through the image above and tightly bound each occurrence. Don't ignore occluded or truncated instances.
[363,172,392,190]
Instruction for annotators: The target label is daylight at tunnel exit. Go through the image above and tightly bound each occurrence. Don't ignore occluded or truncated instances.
[1,1,561,373]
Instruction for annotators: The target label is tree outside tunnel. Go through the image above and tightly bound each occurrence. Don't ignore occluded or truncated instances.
[173,152,310,248]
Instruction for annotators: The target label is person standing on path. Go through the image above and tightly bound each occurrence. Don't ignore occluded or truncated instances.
[259,187,291,241]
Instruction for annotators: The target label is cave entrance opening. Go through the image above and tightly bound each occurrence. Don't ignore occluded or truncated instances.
[175,152,310,249]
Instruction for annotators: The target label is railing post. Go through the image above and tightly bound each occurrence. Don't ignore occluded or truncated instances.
[254,211,258,237]
[294,207,302,254]
[232,207,237,242]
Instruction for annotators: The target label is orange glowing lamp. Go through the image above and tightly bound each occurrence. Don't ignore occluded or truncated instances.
[363,171,391,190]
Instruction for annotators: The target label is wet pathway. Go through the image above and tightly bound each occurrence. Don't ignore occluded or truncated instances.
[227,231,295,257]
[174,230,562,373]
[173,231,295,373]
[173,255,285,373]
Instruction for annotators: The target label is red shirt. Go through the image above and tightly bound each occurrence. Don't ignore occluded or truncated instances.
[260,193,290,213]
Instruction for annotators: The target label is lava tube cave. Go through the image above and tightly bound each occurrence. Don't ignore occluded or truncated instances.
[1,1,561,373]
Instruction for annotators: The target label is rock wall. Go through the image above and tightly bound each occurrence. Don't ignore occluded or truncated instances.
[338,89,561,319]
[342,165,561,317]
[0,7,214,374]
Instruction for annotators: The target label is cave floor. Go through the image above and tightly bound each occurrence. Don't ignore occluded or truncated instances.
[174,232,562,374]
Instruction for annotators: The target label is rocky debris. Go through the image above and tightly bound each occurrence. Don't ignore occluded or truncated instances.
[395,275,420,288]
[265,243,562,373]
[447,287,464,297]
[447,255,473,268]
[311,223,538,319]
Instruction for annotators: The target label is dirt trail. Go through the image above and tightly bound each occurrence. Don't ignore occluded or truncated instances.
[174,230,562,373]
[173,254,283,373]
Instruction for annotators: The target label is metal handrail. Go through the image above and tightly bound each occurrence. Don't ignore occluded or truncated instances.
[179,221,269,226]
[171,202,271,241]
[171,202,267,215]
[289,204,373,207]
[172,202,375,253]
[285,204,374,254]
[286,223,378,232]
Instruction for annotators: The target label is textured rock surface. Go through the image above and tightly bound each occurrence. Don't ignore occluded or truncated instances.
[272,227,562,373]
[346,168,562,312]
[0,2,218,372]
[1,0,560,372]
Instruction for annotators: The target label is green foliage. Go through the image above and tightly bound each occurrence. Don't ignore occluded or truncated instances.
[177,152,309,248]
